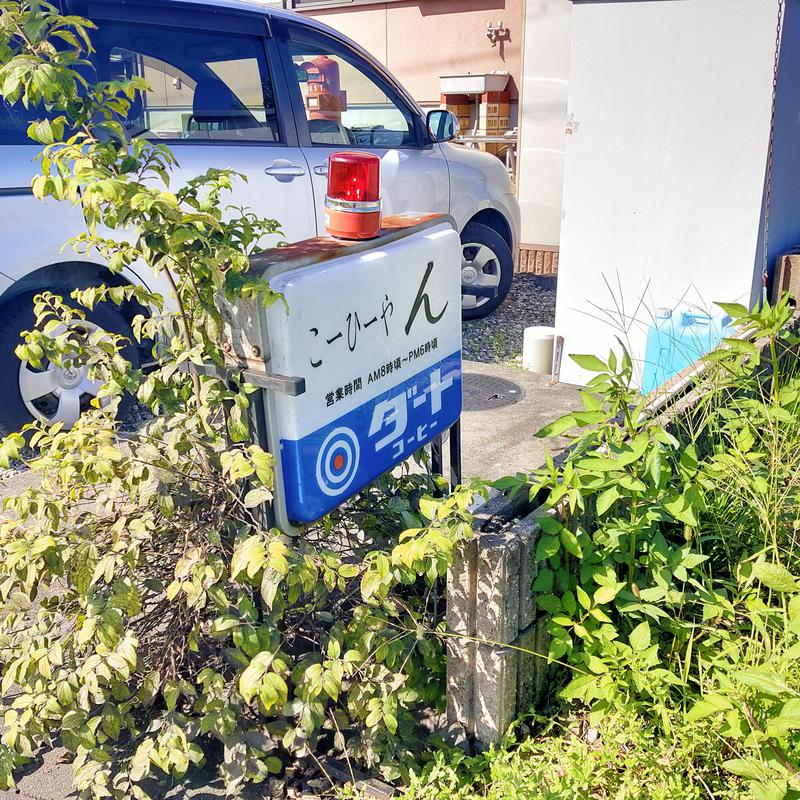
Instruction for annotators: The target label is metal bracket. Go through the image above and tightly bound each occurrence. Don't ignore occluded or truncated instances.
[431,418,462,491]
[183,362,306,396]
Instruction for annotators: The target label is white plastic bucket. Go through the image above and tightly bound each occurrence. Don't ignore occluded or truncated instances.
[522,326,557,374]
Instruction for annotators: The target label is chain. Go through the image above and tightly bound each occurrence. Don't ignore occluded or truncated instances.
[762,0,785,303]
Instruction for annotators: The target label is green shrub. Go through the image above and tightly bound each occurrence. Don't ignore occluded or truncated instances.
[0,3,476,796]
[397,709,742,800]
[490,295,800,799]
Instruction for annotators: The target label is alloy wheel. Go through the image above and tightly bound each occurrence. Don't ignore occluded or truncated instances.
[18,320,108,428]
[461,241,502,311]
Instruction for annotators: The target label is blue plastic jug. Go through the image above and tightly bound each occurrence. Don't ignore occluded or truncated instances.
[642,308,733,394]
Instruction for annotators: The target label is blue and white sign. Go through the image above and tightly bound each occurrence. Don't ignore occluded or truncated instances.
[263,219,463,526]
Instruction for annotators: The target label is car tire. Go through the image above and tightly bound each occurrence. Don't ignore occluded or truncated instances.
[0,293,140,437]
[460,221,514,320]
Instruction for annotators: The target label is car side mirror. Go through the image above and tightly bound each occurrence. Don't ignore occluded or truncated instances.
[427,109,458,142]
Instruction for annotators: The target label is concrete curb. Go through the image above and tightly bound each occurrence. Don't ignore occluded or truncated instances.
[446,489,555,744]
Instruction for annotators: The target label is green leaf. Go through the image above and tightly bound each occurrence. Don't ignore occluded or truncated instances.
[560,528,582,558]
[572,410,607,425]
[752,561,799,593]
[239,651,274,704]
[732,668,793,697]
[561,590,577,615]
[596,486,619,516]
[536,594,562,614]
[686,695,732,722]
[321,671,340,702]
[767,698,800,735]
[258,672,288,712]
[418,495,441,521]
[339,564,360,579]
[535,534,560,561]
[750,780,790,800]
[629,621,651,651]
[577,457,624,473]
[593,585,619,605]
[715,302,750,321]
[243,486,272,508]
[722,758,764,780]
[576,585,591,610]
[230,536,266,581]
[535,414,578,439]
[570,354,607,372]
[663,493,699,526]
[532,568,554,593]
[384,712,398,734]
[559,673,597,701]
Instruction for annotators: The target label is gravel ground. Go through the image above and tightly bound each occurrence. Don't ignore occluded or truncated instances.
[118,400,153,432]
[462,273,557,364]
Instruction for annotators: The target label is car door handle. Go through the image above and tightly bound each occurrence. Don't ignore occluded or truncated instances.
[313,164,328,176]
[264,161,306,178]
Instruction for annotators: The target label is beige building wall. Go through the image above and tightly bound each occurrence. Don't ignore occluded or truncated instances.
[301,0,524,110]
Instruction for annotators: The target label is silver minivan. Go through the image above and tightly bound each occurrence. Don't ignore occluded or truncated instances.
[0,0,520,433]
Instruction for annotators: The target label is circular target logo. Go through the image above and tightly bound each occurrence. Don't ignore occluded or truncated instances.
[315,427,360,497]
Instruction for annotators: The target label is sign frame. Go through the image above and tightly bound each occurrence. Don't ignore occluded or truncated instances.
[228,214,464,532]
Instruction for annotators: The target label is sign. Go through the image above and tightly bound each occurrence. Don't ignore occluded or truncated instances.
[263,218,463,526]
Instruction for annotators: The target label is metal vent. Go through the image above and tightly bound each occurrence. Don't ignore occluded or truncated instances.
[462,373,524,411]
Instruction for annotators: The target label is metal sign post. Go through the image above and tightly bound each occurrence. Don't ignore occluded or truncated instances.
[218,214,464,531]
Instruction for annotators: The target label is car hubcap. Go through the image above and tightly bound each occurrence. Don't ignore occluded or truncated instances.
[461,242,501,310]
[18,321,107,428]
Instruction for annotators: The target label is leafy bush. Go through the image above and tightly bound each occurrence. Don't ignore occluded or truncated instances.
[0,3,475,796]
[398,709,741,800]
[482,295,800,799]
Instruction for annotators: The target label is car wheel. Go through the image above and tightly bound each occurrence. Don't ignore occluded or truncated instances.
[0,293,140,437]
[460,221,514,320]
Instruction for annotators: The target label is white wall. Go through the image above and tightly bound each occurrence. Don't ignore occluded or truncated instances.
[555,0,777,387]
[517,0,572,247]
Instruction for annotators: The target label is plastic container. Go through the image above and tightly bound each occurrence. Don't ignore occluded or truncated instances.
[522,326,556,374]
[642,308,734,394]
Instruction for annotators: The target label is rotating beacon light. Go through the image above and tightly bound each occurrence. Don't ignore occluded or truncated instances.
[324,151,381,240]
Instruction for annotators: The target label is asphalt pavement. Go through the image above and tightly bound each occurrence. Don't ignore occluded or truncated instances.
[459,360,582,481]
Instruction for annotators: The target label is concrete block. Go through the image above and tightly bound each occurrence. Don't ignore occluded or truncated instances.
[474,644,517,745]
[534,616,552,701]
[468,487,501,515]
[472,489,531,531]
[446,638,476,732]
[446,535,478,732]
[476,531,520,644]
[446,536,477,636]
[514,513,541,631]
[530,503,558,523]
[516,618,550,713]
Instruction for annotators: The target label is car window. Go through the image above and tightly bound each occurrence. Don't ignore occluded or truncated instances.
[92,22,281,143]
[0,102,44,145]
[0,61,93,146]
[286,32,416,148]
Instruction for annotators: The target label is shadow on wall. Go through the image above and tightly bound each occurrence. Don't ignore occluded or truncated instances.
[752,0,800,305]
